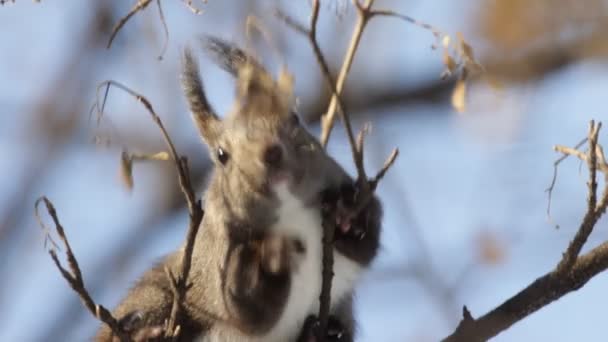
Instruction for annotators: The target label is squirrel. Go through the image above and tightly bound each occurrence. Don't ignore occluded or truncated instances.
[95,37,383,342]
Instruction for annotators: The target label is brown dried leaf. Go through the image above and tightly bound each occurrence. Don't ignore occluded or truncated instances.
[451,78,467,113]
[457,32,484,74]
[458,32,474,61]
[482,74,504,91]
[119,151,134,191]
[476,230,506,266]
[442,51,457,79]
[442,35,451,49]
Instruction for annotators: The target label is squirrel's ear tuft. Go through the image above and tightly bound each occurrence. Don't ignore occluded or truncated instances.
[201,36,291,119]
[181,47,222,146]
[234,63,294,121]
[201,36,266,78]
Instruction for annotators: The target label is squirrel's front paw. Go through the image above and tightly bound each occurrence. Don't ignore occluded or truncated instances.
[114,310,164,342]
[298,315,352,342]
[259,235,291,275]
[321,183,368,241]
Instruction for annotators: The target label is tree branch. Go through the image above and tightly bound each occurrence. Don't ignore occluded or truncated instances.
[35,197,131,342]
[107,0,204,58]
[276,0,366,184]
[444,239,608,342]
[444,120,608,342]
[545,137,588,222]
[318,0,375,148]
[92,81,205,339]
[557,121,602,272]
[277,0,403,335]
[107,0,154,49]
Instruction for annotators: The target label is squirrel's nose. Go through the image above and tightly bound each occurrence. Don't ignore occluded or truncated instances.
[263,144,283,167]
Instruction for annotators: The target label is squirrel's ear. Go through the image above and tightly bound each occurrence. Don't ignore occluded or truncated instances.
[202,36,275,113]
[181,47,222,145]
[199,36,292,119]
[202,36,266,78]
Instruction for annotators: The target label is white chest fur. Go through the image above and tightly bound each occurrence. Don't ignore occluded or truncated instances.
[260,183,362,342]
[195,184,364,342]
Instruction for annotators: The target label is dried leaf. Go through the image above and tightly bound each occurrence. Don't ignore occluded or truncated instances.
[442,50,457,78]
[119,151,134,191]
[457,32,484,74]
[457,32,475,61]
[451,78,467,113]
[181,0,204,15]
[476,231,506,266]
[482,74,504,91]
[442,35,451,49]
[132,151,170,162]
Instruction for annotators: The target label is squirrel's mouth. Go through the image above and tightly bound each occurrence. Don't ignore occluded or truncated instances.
[268,170,291,186]
[260,170,291,198]
[263,159,301,195]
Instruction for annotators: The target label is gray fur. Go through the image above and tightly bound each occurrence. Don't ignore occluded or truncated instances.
[96,37,382,342]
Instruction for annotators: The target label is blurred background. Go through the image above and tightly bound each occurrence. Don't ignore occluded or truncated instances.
[1,0,608,341]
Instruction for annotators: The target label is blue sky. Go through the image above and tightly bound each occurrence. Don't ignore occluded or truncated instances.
[1,1,607,341]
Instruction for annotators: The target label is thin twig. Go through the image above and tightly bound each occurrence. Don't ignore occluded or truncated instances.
[546,137,588,220]
[318,217,336,335]
[156,0,169,60]
[108,0,204,54]
[164,157,204,339]
[369,9,443,38]
[277,1,400,334]
[315,1,446,147]
[355,123,372,179]
[552,145,608,176]
[596,144,608,173]
[94,80,204,338]
[107,0,154,49]
[319,0,376,148]
[556,121,604,271]
[94,81,196,210]
[369,148,399,190]
[277,2,367,332]
[181,0,204,15]
[276,0,367,184]
[35,197,131,342]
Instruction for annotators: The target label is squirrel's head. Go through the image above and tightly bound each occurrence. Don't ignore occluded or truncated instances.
[181,37,326,210]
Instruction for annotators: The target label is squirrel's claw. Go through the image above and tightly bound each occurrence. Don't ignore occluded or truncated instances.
[260,234,291,275]
[297,315,351,342]
[321,183,369,241]
[113,310,164,342]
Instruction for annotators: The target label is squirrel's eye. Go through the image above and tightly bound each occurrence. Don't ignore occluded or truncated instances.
[217,147,229,164]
